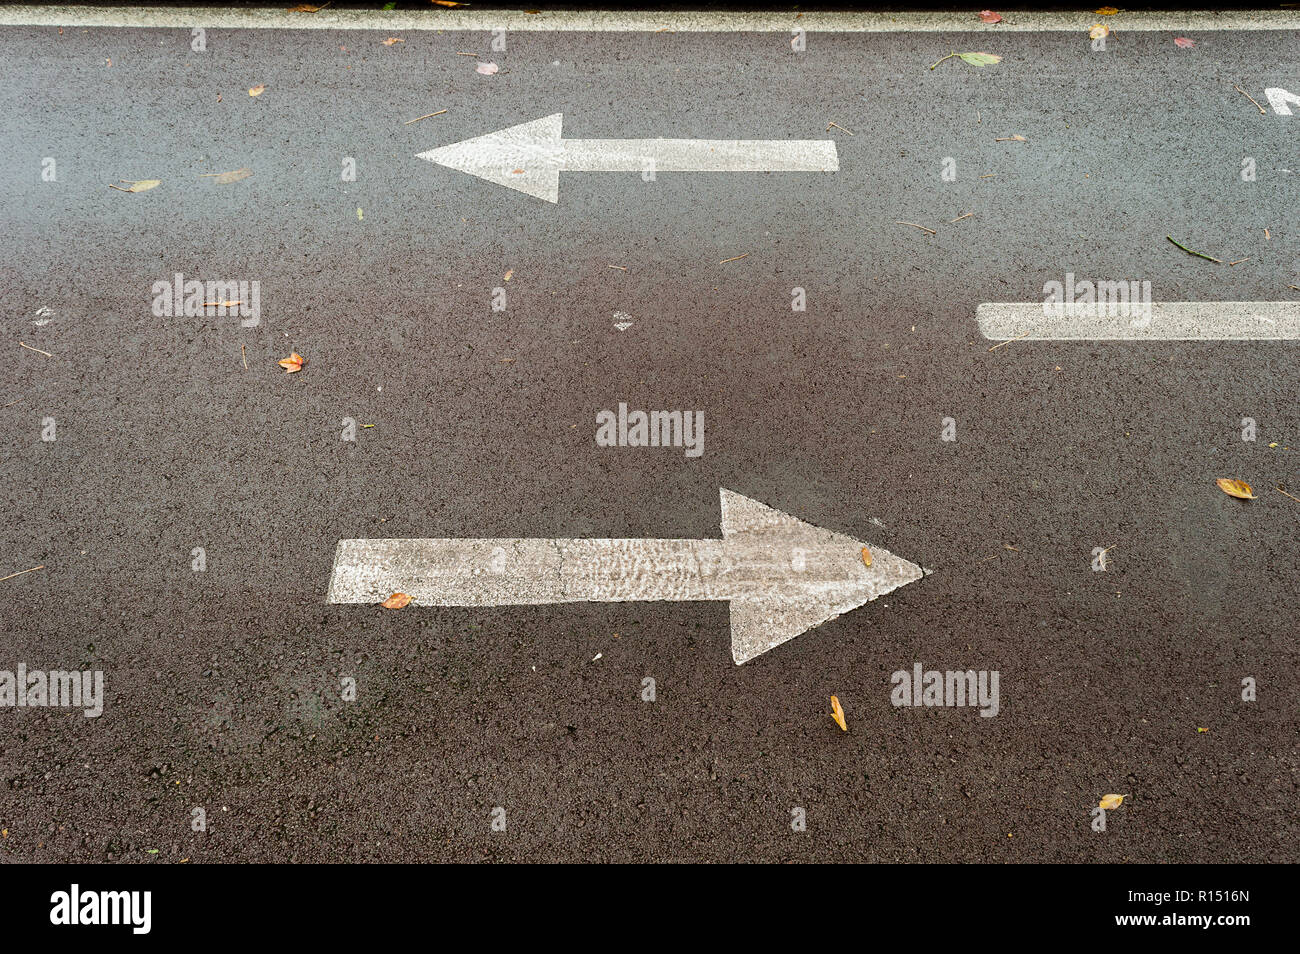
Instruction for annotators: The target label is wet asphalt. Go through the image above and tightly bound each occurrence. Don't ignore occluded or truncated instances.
[0,16,1297,862]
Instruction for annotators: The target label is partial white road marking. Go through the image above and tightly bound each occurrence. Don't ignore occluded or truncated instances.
[327,488,926,665]
[416,114,837,202]
[3,7,1297,32]
[1266,88,1300,114]
[977,301,1300,341]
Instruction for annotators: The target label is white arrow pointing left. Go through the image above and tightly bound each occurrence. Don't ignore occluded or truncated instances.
[416,113,839,202]
[327,488,925,664]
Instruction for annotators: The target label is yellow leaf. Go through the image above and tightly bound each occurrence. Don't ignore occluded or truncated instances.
[1215,478,1255,500]
[381,592,412,609]
[860,547,872,567]
[278,352,306,373]
[1089,23,1110,39]
[248,84,266,97]
[1095,6,1119,14]
[110,178,161,193]
[830,695,847,732]
[1099,793,1125,810]
[209,167,252,184]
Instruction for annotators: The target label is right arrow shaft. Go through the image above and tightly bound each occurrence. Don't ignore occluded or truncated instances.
[328,537,728,606]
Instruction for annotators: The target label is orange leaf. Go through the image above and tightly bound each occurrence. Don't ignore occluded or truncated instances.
[431,1,466,6]
[381,592,412,609]
[830,695,847,732]
[1215,478,1255,500]
[278,352,306,373]
[248,84,266,97]
[860,547,872,567]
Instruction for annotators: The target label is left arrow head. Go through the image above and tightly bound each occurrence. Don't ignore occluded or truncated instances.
[416,112,564,202]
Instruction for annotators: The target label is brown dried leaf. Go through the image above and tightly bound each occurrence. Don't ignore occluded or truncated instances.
[1215,478,1255,500]
[383,37,405,45]
[381,592,412,609]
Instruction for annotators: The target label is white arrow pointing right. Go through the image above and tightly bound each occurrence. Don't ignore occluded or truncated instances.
[328,489,925,664]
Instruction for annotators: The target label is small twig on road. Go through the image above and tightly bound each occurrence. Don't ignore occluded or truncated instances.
[950,212,974,223]
[19,342,51,356]
[404,110,447,124]
[1228,258,1250,266]
[1234,84,1267,114]
[827,121,855,136]
[896,221,937,235]
[241,344,248,369]
[607,264,627,270]
[0,564,44,584]
[1166,235,1223,263]
[718,253,750,264]
[1276,486,1300,505]
[987,330,1032,352]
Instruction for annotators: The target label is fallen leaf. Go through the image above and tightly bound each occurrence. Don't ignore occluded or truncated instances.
[381,592,412,609]
[503,269,513,281]
[208,167,252,184]
[356,207,363,221]
[830,695,848,732]
[1173,37,1195,48]
[958,51,1002,66]
[383,37,405,45]
[111,179,161,193]
[1095,6,1119,14]
[979,10,1002,24]
[431,1,466,6]
[861,547,872,567]
[1089,23,1110,40]
[1099,793,1125,810]
[288,3,323,11]
[278,352,306,373]
[1197,727,1209,733]
[996,134,1028,141]
[1215,478,1255,500]
[248,84,266,96]
[476,62,499,75]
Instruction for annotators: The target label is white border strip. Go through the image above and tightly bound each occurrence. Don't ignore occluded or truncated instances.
[1,7,1298,32]
[978,301,1300,341]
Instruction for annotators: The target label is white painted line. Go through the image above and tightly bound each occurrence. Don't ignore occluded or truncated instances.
[2,7,1298,33]
[977,301,1300,341]
[416,113,837,202]
[328,488,926,665]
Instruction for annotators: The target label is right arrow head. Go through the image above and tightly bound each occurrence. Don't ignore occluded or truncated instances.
[415,113,564,202]
[719,489,927,665]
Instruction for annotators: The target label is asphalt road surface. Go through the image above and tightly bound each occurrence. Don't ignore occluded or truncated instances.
[1,6,1298,863]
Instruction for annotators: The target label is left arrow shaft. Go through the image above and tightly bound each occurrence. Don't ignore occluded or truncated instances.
[327,537,728,606]
[560,138,839,172]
